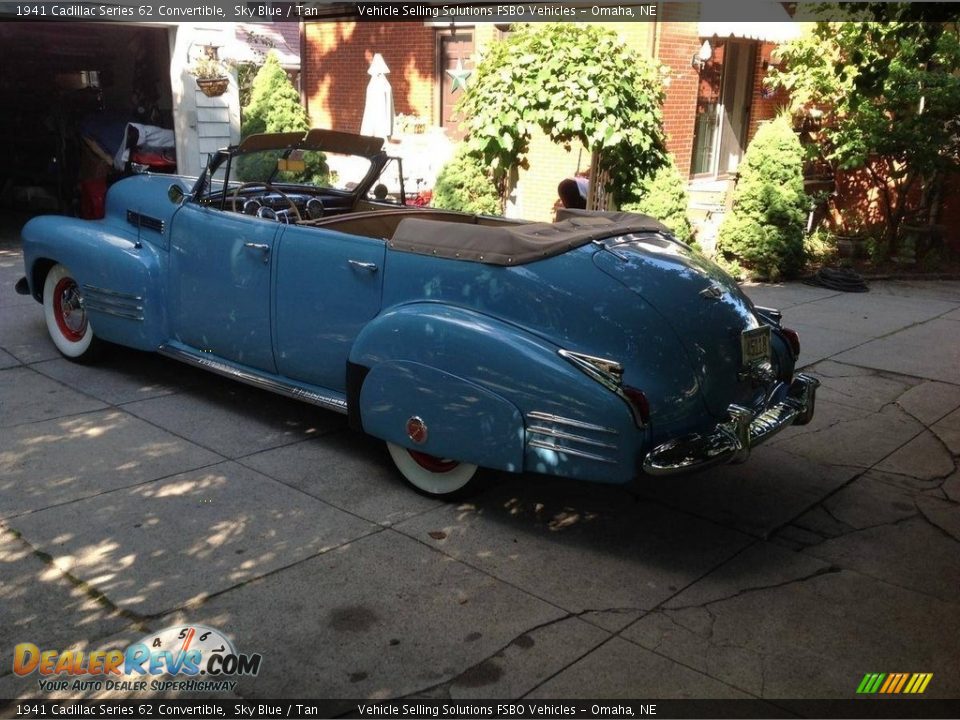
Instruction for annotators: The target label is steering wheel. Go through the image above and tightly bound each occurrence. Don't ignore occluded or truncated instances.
[230,182,302,222]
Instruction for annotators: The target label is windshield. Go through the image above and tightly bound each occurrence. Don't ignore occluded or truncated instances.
[231,148,373,191]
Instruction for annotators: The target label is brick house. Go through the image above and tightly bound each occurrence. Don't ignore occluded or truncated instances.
[302,3,799,223]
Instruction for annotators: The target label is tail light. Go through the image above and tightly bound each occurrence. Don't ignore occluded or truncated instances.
[781,328,801,359]
[623,386,650,427]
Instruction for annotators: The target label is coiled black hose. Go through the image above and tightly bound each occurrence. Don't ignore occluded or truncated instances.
[803,267,870,292]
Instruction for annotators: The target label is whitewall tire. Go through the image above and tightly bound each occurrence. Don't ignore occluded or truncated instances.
[43,263,100,362]
[386,442,481,499]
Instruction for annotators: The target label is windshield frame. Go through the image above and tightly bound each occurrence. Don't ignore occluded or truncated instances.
[191,131,390,205]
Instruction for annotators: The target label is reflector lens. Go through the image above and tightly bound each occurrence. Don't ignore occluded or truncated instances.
[781,328,801,359]
[623,386,650,426]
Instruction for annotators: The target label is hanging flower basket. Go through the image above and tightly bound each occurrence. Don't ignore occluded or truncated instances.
[196,76,229,98]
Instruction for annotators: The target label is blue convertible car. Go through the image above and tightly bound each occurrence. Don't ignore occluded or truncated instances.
[17,129,817,498]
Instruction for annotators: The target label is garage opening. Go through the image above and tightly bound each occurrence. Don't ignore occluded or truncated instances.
[0,23,175,232]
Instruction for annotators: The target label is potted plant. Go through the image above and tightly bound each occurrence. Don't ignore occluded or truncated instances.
[191,55,230,98]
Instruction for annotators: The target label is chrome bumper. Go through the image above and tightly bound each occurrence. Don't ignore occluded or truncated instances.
[642,373,819,477]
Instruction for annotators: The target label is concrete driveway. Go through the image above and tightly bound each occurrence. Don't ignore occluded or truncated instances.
[1,242,958,702]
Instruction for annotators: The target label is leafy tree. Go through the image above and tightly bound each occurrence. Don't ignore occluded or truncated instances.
[716,115,807,280]
[457,23,667,210]
[621,157,694,244]
[431,147,501,216]
[769,12,960,249]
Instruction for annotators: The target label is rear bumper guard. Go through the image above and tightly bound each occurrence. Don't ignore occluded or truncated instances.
[642,373,819,476]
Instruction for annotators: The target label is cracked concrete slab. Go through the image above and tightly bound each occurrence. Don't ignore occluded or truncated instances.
[833,318,960,384]
[528,636,752,698]
[624,544,960,698]
[440,617,610,700]
[931,407,960,455]
[0,348,20,369]
[768,401,924,469]
[8,461,378,616]
[802,360,921,414]
[942,470,960,503]
[30,349,208,407]
[122,380,345,459]
[819,473,922,530]
[783,292,957,337]
[895,380,960,426]
[0,366,106,427]
[633,445,859,538]
[0,310,61,364]
[800,512,960,603]
[393,477,750,628]
[0,410,221,519]
[775,322,872,369]
[240,432,441,527]
[0,527,132,660]
[873,430,956,480]
[159,529,566,699]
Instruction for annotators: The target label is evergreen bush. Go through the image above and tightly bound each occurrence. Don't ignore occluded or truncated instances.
[716,116,807,280]
[431,148,501,216]
[239,53,326,184]
[622,158,694,244]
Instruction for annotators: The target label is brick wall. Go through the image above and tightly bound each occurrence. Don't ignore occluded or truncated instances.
[746,41,789,143]
[656,6,702,177]
[303,22,436,132]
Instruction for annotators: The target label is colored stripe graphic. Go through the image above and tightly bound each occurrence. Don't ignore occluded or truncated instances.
[857,673,932,694]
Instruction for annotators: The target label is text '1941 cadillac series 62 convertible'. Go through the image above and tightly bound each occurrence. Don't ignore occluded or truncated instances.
[16,129,818,498]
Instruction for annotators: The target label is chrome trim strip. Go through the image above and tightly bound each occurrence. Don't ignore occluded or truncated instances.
[528,439,617,464]
[557,349,646,428]
[81,295,144,312]
[81,302,144,321]
[525,411,618,435]
[158,344,348,414]
[82,285,143,301]
[527,425,618,450]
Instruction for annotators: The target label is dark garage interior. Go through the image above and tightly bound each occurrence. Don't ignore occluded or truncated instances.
[0,23,175,227]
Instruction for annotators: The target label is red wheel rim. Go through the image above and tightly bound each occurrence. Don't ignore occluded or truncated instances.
[407,449,459,474]
[53,277,87,342]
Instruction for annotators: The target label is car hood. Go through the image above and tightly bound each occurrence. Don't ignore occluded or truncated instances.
[593,233,764,418]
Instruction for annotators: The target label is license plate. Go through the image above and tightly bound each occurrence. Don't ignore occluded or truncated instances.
[741,326,771,367]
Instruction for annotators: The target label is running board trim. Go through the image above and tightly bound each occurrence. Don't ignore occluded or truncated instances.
[158,344,348,415]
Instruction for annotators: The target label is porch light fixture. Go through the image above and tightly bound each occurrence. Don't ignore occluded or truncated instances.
[692,40,712,71]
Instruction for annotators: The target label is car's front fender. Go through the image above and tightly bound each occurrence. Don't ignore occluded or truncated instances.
[21,215,167,351]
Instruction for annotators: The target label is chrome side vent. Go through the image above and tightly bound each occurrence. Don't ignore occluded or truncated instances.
[526,411,619,464]
[81,285,144,321]
[127,210,165,234]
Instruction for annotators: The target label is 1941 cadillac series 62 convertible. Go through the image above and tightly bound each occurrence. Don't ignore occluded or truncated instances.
[16,129,818,498]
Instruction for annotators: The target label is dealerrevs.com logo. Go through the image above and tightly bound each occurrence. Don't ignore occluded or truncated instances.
[13,625,262,693]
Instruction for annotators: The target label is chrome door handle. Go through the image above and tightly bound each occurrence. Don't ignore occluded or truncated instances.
[244,242,271,263]
[348,260,378,272]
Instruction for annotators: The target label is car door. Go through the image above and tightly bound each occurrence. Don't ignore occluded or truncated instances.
[168,201,279,373]
[273,224,385,392]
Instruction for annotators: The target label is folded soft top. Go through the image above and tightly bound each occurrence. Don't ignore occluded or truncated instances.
[389,210,670,266]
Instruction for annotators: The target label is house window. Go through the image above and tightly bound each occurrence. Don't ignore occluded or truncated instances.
[436,29,474,138]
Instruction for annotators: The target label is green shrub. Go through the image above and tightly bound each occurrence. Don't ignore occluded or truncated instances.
[716,115,807,280]
[622,158,694,244]
[239,53,327,185]
[431,148,501,216]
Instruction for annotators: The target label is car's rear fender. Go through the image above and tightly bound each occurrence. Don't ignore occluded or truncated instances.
[21,215,168,351]
[348,303,643,483]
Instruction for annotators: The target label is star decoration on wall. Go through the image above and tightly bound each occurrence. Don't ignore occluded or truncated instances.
[446,58,472,93]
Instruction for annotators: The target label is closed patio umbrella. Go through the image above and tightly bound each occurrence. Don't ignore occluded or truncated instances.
[360,53,394,139]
